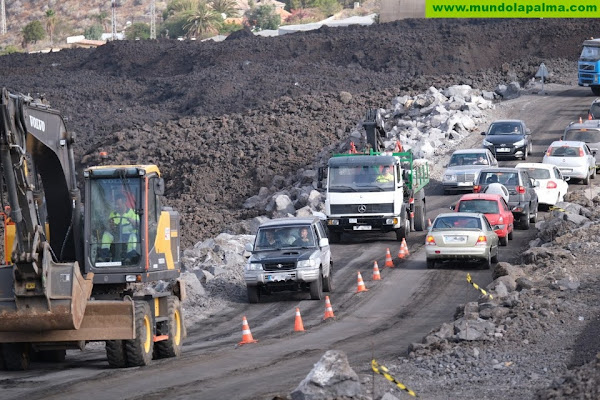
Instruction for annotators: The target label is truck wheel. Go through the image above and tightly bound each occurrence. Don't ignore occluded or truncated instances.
[247,286,260,303]
[124,301,154,367]
[154,296,184,359]
[328,231,341,244]
[310,273,323,300]
[413,203,426,231]
[1,343,30,371]
[106,340,127,368]
[322,264,333,292]
[395,219,409,241]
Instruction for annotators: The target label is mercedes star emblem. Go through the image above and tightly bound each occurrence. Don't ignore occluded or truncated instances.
[358,204,367,213]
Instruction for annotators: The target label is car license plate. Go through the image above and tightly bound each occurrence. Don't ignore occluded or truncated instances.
[560,168,572,172]
[266,274,291,282]
[457,182,472,186]
[353,225,372,230]
[349,218,358,223]
[444,235,467,243]
[496,148,511,153]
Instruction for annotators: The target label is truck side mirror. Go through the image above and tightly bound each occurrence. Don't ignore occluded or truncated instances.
[154,178,165,196]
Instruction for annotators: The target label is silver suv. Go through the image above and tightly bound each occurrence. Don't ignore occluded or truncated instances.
[244,217,332,303]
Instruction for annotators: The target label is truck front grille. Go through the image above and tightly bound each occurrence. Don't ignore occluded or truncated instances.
[264,262,296,271]
[580,64,596,72]
[330,203,394,214]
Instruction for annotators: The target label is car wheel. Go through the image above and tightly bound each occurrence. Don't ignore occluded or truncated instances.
[508,229,514,240]
[426,259,435,269]
[481,253,492,269]
[491,248,499,264]
[592,168,597,179]
[530,205,538,223]
[499,236,508,246]
[310,273,323,300]
[443,188,451,195]
[520,207,530,230]
[583,173,590,185]
[322,263,333,292]
[247,286,259,303]
[522,147,528,160]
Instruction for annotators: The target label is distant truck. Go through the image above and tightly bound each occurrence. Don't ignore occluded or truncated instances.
[323,110,430,243]
[578,38,600,95]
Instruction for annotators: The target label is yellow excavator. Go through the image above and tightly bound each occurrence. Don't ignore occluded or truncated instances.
[0,88,185,370]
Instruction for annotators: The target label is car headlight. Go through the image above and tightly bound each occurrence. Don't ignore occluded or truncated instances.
[513,139,525,147]
[482,139,493,146]
[246,262,263,271]
[443,174,457,182]
[297,259,316,268]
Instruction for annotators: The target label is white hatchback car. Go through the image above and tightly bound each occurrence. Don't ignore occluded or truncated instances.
[515,162,570,206]
[542,141,597,184]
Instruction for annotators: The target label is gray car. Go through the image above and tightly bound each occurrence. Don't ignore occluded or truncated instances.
[244,217,332,303]
[425,212,499,269]
[442,149,498,194]
[474,167,539,230]
[562,119,600,169]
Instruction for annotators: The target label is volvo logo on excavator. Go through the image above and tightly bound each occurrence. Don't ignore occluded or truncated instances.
[29,115,45,132]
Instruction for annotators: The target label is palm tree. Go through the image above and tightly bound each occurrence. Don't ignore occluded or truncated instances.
[184,1,223,38]
[210,0,239,18]
[45,9,57,45]
[164,0,200,18]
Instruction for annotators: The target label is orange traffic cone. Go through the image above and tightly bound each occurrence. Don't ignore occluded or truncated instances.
[294,307,305,332]
[384,248,394,267]
[356,271,369,292]
[372,261,381,280]
[323,296,335,320]
[401,238,410,257]
[398,244,407,259]
[239,316,258,345]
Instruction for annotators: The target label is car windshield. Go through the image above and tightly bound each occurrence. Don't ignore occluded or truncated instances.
[458,200,499,214]
[563,129,600,143]
[255,226,315,250]
[520,168,550,179]
[433,216,482,229]
[489,123,522,135]
[479,171,519,186]
[549,146,581,157]
[448,154,487,166]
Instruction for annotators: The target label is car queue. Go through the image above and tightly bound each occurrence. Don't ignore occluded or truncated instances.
[430,113,599,270]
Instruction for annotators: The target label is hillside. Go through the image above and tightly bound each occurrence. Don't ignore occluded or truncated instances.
[0,18,596,247]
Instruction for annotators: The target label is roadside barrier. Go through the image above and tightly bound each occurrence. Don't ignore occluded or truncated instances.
[466,273,493,300]
[371,359,418,397]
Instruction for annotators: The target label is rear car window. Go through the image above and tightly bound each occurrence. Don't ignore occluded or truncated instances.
[563,129,600,143]
[519,168,550,179]
[433,216,482,229]
[549,146,580,157]
[458,199,499,214]
[479,171,519,186]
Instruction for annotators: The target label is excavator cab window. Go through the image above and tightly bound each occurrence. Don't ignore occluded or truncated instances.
[90,178,142,267]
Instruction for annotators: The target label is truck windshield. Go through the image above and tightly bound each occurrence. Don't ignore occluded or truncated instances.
[89,178,142,267]
[255,226,315,250]
[580,46,600,61]
[329,165,395,192]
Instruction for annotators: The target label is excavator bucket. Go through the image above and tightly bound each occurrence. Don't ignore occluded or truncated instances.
[0,244,93,332]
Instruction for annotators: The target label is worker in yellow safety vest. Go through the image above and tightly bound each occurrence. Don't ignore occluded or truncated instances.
[98,195,140,263]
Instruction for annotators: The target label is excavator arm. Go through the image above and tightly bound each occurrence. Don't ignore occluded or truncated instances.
[0,88,92,331]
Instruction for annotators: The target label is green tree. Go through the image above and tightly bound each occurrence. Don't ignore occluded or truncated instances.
[93,11,110,32]
[210,0,239,17]
[314,0,341,17]
[0,45,22,56]
[184,1,223,38]
[22,21,46,45]
[245,5,281,30]
[84,24,104,40]
[45,9,57,45]
[126,22,151,40]
[163,0,198,20]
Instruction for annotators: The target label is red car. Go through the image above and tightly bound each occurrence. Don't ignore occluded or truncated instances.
[453,193,514,246]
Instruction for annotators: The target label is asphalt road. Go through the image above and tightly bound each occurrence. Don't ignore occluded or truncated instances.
[0,84,595,400]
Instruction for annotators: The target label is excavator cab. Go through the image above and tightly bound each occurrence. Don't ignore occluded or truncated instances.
[84,165,181,284]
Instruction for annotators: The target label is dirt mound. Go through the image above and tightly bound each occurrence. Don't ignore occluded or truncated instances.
[0,18,597,247]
